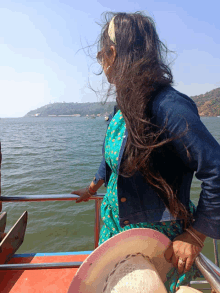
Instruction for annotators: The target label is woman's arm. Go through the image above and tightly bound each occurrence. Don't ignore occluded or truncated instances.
[187,225,207,243]
[71,157,106,203]
[164,225,206,274]
[72,178,105,203]
[154,89,220,272]
[72,106,117,203]
[93,156,106,184]
[155,90,220,239]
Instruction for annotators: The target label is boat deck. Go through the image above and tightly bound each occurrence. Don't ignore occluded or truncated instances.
[0,251,91,293]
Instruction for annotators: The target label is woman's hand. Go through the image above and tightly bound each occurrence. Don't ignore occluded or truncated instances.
[71,188,93,203]
[72,179,104,203]
[164,230,204,274]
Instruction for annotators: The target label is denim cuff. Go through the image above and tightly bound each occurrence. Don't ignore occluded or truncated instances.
[93,172,105,184]
[93,157,106,184]
[192,215,220,239]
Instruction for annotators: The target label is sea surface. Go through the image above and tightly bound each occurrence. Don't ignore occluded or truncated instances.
[1,116,220,266]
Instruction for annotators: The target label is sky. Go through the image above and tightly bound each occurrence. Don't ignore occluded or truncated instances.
[0,0,220,117]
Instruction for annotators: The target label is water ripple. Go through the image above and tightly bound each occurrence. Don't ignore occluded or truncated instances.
[1,116,219,261]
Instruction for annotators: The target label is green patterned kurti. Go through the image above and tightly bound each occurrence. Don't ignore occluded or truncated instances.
[99,110,202,292]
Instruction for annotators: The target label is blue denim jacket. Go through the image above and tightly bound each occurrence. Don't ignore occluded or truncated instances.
[94,86,220,239]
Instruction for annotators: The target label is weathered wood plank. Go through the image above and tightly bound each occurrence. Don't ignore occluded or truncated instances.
[0,212,7,233]
[0,211,28,264]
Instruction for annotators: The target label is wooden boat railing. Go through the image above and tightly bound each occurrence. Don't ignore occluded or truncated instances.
[0,194,219,292]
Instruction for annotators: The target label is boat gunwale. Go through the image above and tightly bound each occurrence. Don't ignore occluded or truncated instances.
[0,193,219,292]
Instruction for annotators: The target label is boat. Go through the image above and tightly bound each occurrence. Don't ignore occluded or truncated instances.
[0,193,100,293]
[0,143,220,292]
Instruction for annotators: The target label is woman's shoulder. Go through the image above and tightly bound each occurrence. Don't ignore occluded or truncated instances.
[151,86,199,122]
[152,86,197,110]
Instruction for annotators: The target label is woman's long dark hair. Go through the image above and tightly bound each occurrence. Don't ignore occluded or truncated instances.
[97,12,191,225]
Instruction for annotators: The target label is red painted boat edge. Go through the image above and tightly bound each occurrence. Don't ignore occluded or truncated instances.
[0,251,92,293]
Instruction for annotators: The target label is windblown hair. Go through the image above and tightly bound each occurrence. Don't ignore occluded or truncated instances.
[97,12,192,225]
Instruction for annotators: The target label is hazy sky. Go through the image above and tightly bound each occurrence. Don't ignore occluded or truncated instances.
[1,0,219,117]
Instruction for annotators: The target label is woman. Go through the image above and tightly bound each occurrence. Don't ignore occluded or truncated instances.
[72,12,220,291]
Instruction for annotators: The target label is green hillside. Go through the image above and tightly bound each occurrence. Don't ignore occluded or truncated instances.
[25,102,116,117]
[25,87,220,117]
[190,87,220,116]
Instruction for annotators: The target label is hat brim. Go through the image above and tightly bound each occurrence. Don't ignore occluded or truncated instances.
[68,228,173,293]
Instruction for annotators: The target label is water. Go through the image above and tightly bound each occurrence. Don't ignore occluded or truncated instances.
[1,116,220,265]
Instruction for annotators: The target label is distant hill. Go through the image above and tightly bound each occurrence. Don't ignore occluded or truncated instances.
[190,87,220,116]
[25,87,220,117]
[25,102,116,117]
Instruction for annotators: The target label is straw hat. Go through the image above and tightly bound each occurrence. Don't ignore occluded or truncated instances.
[68,228,202,293]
